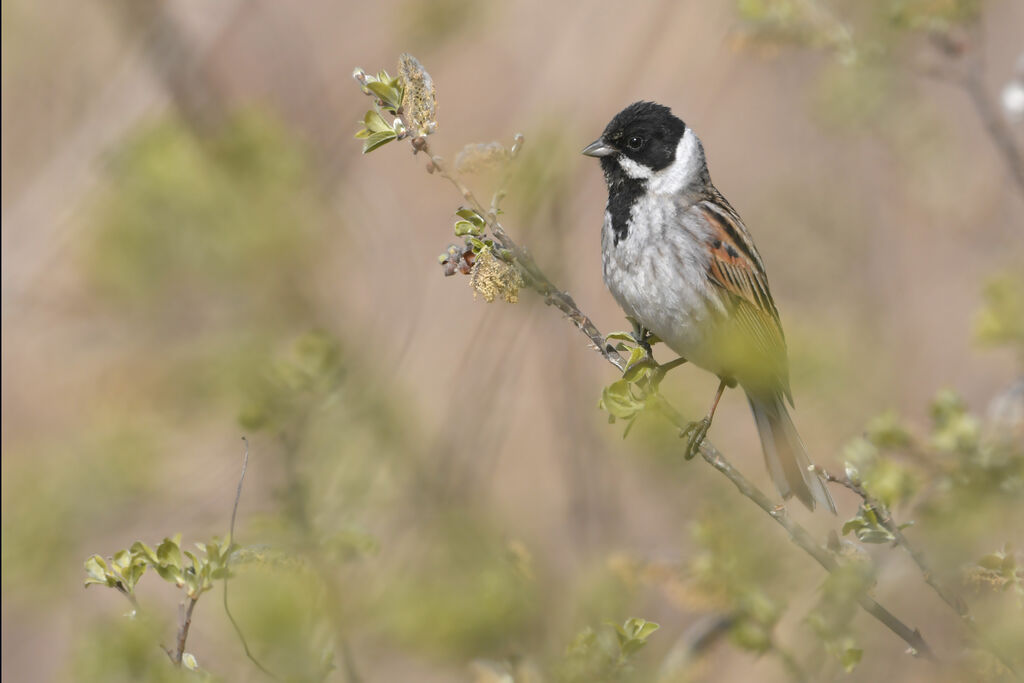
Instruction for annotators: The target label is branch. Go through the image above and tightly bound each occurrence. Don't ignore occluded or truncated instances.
[919,24,1024,199]
[643,397,933,659]
[115,582,141,614]
[168,597,199,666]
[223,437,283,681]
[816,467,1020,677]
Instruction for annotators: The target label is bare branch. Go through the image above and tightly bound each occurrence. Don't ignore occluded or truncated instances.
[168,597,199,666]
[223,437,283,681]
[919,23,1024,199]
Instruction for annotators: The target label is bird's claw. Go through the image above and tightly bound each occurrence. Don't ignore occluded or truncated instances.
[628,318,655,360]
[680,417,711,460]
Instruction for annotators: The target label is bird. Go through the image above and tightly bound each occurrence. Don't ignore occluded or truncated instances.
[583,101,835,513]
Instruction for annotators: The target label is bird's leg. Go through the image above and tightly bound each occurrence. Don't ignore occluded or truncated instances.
[681,378,728,460]
[628,317,655,361]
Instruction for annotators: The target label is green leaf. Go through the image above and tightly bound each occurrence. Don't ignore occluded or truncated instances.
[623,346,653,382]
[125,563,146,591]
[130,541,158,564]
[365,81,401,109]
[157,537,183,571]
[363,109,391,133]
[855,528,894,544]
[841,518,866,536]
[601,380,645,420]
[630,618,660,641]
[454,220,482,237]
[362,130,397,154]
[353,127,372,139]
[112,550,131,571]
[184,572,200,598]
[84,555,114,587]
[605,331,637,343]
[153,563,183,586]
[183,550,200,572]
[841,647,863,672]
[455,208,485,227]
[978,553,1005,571]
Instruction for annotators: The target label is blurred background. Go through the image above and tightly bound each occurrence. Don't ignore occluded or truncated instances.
[2,1,1022,681]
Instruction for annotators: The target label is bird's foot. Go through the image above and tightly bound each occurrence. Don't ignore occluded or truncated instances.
[629,321,654,361]
[680,417,711,460]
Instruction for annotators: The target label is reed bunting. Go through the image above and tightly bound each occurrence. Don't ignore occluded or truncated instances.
[584,101,835,512]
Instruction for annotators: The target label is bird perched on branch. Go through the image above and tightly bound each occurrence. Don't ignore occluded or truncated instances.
[583,101,835,512]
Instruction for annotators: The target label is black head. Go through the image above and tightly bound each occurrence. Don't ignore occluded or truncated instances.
[582,101,688,177]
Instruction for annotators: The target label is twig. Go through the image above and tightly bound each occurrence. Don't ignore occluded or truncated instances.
[419,140,628,372]
[223,437,283,681]
[169,597,199,666]
[773,640,809,683]
[918,24,1024,200]
[643,398,934,659]
[816,466,1020,678]
[115,583,141,614]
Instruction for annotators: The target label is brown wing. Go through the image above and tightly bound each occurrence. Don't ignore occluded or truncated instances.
[698,187,792,403]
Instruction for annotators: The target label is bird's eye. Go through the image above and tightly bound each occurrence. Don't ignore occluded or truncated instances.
[626,135,644,151]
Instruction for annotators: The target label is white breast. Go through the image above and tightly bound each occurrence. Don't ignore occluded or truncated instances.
[601,198,728,373]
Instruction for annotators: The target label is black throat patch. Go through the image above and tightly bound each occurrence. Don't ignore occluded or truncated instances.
[604,174,646,246]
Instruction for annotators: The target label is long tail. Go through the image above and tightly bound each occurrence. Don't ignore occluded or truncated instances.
[747,392,835,513]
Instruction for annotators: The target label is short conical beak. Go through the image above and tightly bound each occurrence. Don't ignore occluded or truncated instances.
[581,138,615,157]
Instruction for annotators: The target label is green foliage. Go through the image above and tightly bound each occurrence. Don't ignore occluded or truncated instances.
[689,514,784,655]
[454,207,487,237]
[225,563,336,681]
[974,271,1024,362]
[806,563,875,672]
[2,426,156,596]
[555,617,659,682]
[598,340,662,436]
[237,331,345,432]
[84,534,233,602]
[353,55,437,153]
[377,515,539,660]
[67,613,190,683]
[841,504,912,544]
[86,112,318,310]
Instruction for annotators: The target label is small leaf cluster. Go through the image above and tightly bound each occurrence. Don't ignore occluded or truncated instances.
[974,272,1024,362]
[841,412,919,509]
[353,68,406,153]
[555,617,659,682]
[85,534,234,602]
[806,563,875,673]
[454,207,486,238]
[598,332,663,436]
[353,54,438,154]
[841,504,912,545]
